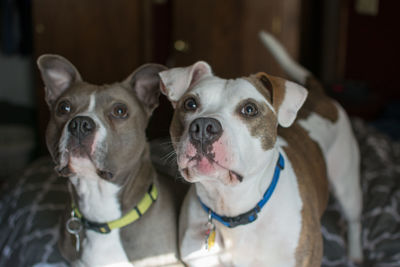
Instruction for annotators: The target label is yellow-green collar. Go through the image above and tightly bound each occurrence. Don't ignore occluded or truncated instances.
[72,184,158,234]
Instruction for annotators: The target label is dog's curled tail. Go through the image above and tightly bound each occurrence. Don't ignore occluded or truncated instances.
[258,31,311,86]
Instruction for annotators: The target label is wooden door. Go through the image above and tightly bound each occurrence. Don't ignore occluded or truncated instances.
[33,0,150,151]
[170,0,302,79]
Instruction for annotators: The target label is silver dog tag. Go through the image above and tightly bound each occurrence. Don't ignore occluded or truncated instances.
[66,217,83,252]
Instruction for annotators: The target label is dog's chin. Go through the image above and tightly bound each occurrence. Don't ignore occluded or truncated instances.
[180,156,243,185]
[55,147,114,181]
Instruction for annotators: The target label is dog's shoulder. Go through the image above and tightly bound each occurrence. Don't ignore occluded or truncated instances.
[278,122,328,266]
[278,123,329,217]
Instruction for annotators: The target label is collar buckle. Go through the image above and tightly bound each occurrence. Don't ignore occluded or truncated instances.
[220,207,259,228]
[82,219,111,234]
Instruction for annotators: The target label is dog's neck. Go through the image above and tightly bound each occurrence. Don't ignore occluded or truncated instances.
[119,145,157,214]
[195,147,281,217]
[69,144,156,223]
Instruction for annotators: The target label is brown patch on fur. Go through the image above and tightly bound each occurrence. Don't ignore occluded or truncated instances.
[235,99,277,151]
[259,75,273,101]
[260,73,286,114]
[278,124,329,266]
[244,75,272,102]
[297,76,338,122]
[246,73,338,124]
[169,90,201,148]
[245,73,287,116]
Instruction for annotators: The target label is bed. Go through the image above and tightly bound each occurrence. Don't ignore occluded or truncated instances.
[0,119,399,267]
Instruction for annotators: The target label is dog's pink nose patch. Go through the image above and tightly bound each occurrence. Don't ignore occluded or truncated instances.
[212,141,229,164]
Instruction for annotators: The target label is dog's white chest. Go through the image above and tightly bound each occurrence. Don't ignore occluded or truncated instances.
[181,153,303,267]
[69,158,132,266]
[223,161,302,266]
[74,230,132,267]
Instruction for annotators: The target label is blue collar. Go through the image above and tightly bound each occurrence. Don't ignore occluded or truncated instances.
[198,152,284,228]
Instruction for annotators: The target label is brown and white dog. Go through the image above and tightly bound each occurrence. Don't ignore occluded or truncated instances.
[37,55,181,266]
[158,32,363,266]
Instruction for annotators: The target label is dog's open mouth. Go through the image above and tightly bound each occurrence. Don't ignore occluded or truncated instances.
[181,155,243,184]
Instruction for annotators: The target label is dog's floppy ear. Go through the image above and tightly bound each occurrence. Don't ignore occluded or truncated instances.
[158,61,212,108]
[37,54,82,106]
[124,63,167,115]
[255,72,308,127]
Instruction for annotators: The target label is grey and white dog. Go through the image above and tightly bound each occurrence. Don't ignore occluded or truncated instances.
[37,55,181,267]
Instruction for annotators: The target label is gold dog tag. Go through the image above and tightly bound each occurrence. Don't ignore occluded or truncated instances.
[205,210,216,251]
[205,227,216,250]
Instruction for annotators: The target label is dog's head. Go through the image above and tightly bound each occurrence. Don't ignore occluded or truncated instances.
[38,54,165,184]
[159,61,307,186]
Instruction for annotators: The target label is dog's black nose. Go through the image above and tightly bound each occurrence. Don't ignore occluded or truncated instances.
[68,116,95,139]
[189,117,223,145]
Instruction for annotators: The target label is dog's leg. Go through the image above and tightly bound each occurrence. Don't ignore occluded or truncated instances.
[326,104,363,262]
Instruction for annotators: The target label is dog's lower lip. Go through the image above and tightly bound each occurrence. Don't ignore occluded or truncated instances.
[205,157,243,181]
[185,154,243,182]
[229,170,243,182]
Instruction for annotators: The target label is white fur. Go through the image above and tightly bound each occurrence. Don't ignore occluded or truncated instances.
[87,94,96,113]
[277,81,308,127]
[258,31,310,84]
[69,158,121,222]
[159,61,212,102]
[298,111,337,156]
[68,157,131,267]
[81,96,108,161]
[69,160,131,267]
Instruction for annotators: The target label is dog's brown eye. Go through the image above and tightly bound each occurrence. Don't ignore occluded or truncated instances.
[112,103,128,119]
[183,97,198,111]
[241,103,258,117]
[57,100,71,115]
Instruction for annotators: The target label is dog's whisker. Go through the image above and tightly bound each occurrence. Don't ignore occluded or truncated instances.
[161,150,175,160]
[162,151,178,164]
